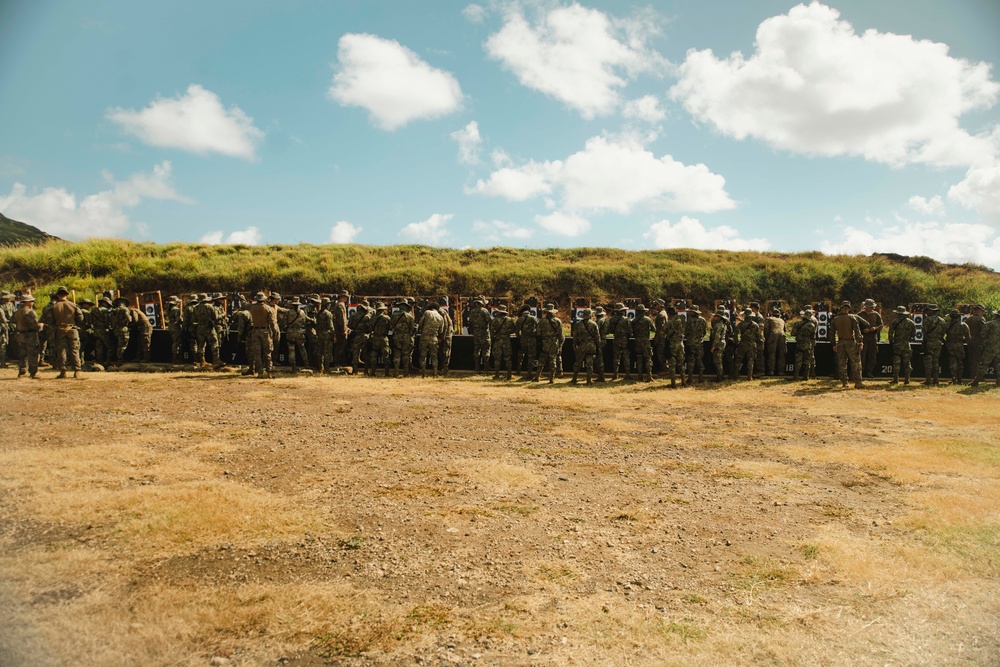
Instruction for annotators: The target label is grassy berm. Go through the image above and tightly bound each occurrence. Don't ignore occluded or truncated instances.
[1,239,999,308]
[0,369,997,666]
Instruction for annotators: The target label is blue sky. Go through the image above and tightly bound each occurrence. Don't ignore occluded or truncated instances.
[1,0,999,266]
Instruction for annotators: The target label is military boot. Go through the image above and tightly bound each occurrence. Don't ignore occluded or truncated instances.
[73,371,79,379]
[57,370,67,379]
[506,370,512,381]
[597,373,606,382]
[698,372,703,384]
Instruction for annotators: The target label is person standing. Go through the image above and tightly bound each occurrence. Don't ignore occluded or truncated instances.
[283,298,309,372]
[966,305,987,380]
[887,306,916,385]
[333,290,350,368]
[14,293,41,378]
[437,297,454,375]
[0,291,15,367]
[631,304,655,382]
[367,302,392,377]
[685,305,708,384]
[108,297,132,364]
[535,305,564,384]
[488,305,516,380]
[247,291,279,378]
[348,301,373,374]
[748,302,765,374]
[791,307,818,381]
[313,296,335,374]
[132,300,153,362]
[735,308,761,381]
[593,305,609,382]
[468,297,492,373]
[609,303,632,381]
[653,300,668,375]
[417,301,445,378]
[857,299,883,378]
[390,301,417,377]
[663,306,686,388]
[971,308,1000,387]
[571,307,602,385]
[710,309,728,382]
[922,305,946,386]
[944,309,971,385]
[165,296,185,363]
[764,306,787,376]
[41,286,84,378]
[832,300,864,389]
[514,305,538,378]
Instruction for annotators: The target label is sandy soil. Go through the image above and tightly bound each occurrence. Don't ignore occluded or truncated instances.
[0,367,998,666]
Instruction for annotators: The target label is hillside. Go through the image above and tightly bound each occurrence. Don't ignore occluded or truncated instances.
[0,213,57,247]
[0,239,998,309]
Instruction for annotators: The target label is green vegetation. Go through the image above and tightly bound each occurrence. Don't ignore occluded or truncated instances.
[1,239,998,308]
[0,213,57,247]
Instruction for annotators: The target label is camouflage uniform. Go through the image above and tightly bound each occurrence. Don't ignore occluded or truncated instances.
[468,300,492,373]
[418,304,445,376]
[193,295,220,365]
[944,311,971,384]
[215,296,230,357]
[390,303,417,377]
[247,293,279,378]
[652,302,668,373]
[663,310,686,386]
[230,300,252,371]
[832,302,864,388]
[594,306,609,378]
[41,289,84,376]
[438,301,454,374]
[972,310,1000,387]
[921,307,946,385]
[710,312,728,381]
[90,299,114,365]
[887,307,916,385]
[535,309,564,383]
[283,299,309,370]
[609,305,632,380]
[764,311,786,376]
[857,300,883,378]
[132,306,153,362]
[367,304,392,376]
[735,311,761,380]
[13,297,41,377]
[0,303,8,368]
[489,307,516,379]
[514,306,538,375]
[348,303,373,374]
[966,307,987,379]
[748,305,765,374]
[684,307,708,383]
[571,309,602,384]
[791,310,818,380]
[333,294,350,367]
[166,298,185,363]
[305,296,322,369]
[184,297,199,362]
[314,301,335,373]
[108,299,132,363]
[631,305,655,382]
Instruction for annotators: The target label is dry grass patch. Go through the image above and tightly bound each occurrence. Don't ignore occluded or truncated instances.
[450,459,544,491]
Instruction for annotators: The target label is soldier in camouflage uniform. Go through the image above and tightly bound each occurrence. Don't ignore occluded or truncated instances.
[108,296,132,364]
[230,296,253,374]
[333,291,350,368]
[194,294,221,366]
[348,301,373,374]
[216,294,231,359]
[313,297,336,373]
[283,297,309,372]
[165,296,185,363]
[0,292,14,367]
[40,286,84,378]
[131,300,153,362]
[571,307,602,384]
[489,305,516,380]
[609,303,632,381]
[437,297,454,375]
[971,308,1000,387]
[593,305,609,381]
[76,298,95,363]
[417,301,445,378]
[921,305,946,386]
[39,293,55,366]
[514,305,538,377]
[858,299,883,378]
[748,302,765,374]
[468,297,492,373]
[832,301,864,388]
[791,307,818,380]
[653,300,668,375]
[368,302,392,377]
[735,308,762,381]
[887,306,915,385]
[535,305,564,384]
[90,296,113,366]
[183,296,199,362]
[247,291,279,378]
[966,304,987,379]
[13,293,41,378]
[944,309,971,385]
[631,304,655,382]
[710,309,728,381]
[764,306,786,376]
[304,295,321,370]
[390,301,417,377]
[663,306,686,388]
[684,305,708,384]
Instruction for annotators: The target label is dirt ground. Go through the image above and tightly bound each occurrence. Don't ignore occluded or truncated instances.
[0,366,998,666]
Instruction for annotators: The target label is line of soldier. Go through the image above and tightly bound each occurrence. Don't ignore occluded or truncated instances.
[4,290,999,387]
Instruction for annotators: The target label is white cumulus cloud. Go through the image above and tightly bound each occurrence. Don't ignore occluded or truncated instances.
[485,3,668,118]
[400,213,452,245]
[821,219,1000,269]
[535,211,590,237]
[670,2,1000,168]
[472,135,734,214]
[472,219,534,242]
[329,220,362,244]
[329,33,464,131]
[0,161,190,239]
[622,95,666,123]
[949,160,1000,221]
[199,226,262,245]
[644,216,770,251]
[107,84,264,160]
[907,195,945,216]
[451,121,483,165]
[462,4,487,24]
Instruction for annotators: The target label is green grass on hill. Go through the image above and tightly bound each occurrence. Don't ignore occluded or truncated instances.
[0,213,56,247]
[1,239,998,309]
